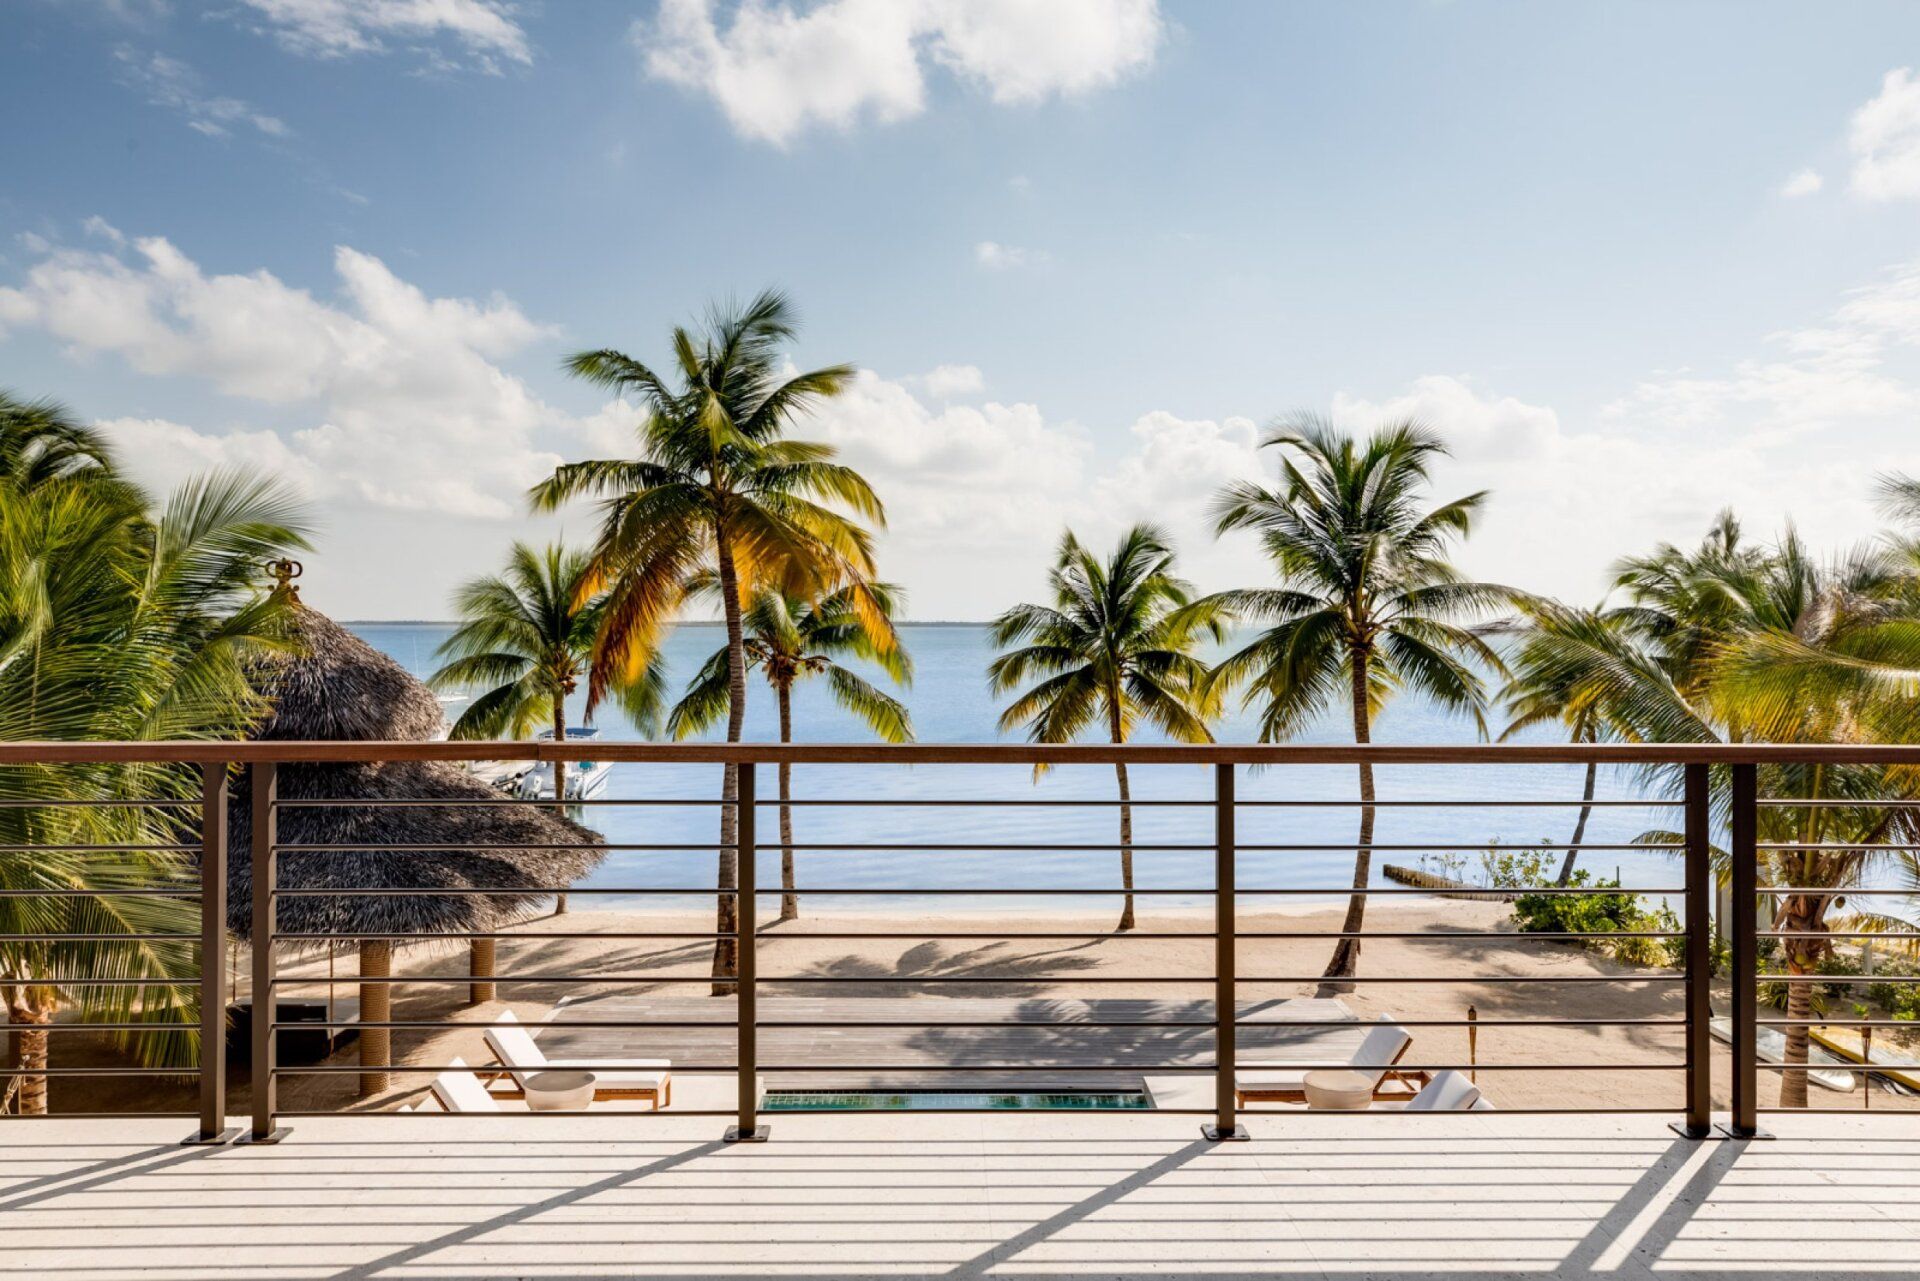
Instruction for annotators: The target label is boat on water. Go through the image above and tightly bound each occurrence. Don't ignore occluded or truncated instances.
[1709,1016,1857,1092]
[1810,1025,1920,1092]
[516,726,612,801]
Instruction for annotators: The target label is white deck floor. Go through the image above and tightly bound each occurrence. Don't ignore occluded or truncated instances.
[4,1112,1918,1279]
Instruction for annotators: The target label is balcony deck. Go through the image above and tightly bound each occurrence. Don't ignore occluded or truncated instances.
[5,1112,1916,1279]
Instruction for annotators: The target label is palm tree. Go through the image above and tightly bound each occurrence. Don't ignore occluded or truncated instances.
[988,525,1224,932]
[1499,602,1644,885]
[428,542,661,917]
[667,583,913,922]
[532,292,891,985]
[1204,417,1509,982]
[0,394,309,1112]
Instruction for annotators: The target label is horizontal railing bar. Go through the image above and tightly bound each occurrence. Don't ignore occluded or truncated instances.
[0,799,196,808]
[1759,974,1920,983]
[273,843,738,852]
[278,891,733,902]
[270,1061,1682,1075]
[272,931,734,941]
[1761,931,1920,939]
[1236,975,1687,984]
[731,931,1218,940]
[20,739,1920,765]
[25,976,200,986]
[1233,931,1685,940]
[1759,843,1920,851]
[0,1111,198,1118]
[277,797,735,808]
[0,889,199,898]
[1232,1017,1685,1028]
[0,1067,198,1077]
[1761,887,1920,895]
[10,1023,199,1033]
[1235,886,1681,896]
[274,971,1697,983]
[1759,1019,1920,1028]
[0,844,196,853]
[0,933,197,942]
[715,888,1212,896]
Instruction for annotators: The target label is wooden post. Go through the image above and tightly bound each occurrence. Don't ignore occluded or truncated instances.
[187,763,235,1144]
[1671,764,1715,1138]
[725,764,766,1141]
[246,763,287,1143]
[1204,763,1248,1141]
[1719,762,1770,1139]
[359,939,392,1098]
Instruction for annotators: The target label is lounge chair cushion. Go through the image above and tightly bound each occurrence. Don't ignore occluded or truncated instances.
[1238,1016,1412,1091]
[430,1058,500,1113]
[484,1009,670,1089]
[1406,1069,1480,1112]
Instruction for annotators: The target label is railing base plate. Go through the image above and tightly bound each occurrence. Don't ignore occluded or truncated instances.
[1667,1121,1724,1141]
[238,1128,292,1146]
[1714,1123,1775,1141]
[724,1125,770,1143]
[1202,1125,1251,1142]
[180,1127,238,1146]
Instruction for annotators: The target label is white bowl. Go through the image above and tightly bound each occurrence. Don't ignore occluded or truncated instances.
[524,1069,596,1111]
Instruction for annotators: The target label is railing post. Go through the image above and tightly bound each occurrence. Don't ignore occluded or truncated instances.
[246,762,288,1144]
[1718,761,1770,1140]
[1205,762,1248,1141]
[726,762,767,1142]
[185,763,236,1144]
[1670,763,1714,1139]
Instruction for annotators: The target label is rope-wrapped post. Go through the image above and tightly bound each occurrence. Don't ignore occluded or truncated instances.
[469,938,497,1005]
[359,939,392,1097]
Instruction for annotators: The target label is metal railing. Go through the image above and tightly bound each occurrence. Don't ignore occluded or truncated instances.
[2,741,1917,1143]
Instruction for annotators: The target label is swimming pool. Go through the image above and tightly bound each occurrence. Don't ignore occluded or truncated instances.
[761,1090,1153,1111]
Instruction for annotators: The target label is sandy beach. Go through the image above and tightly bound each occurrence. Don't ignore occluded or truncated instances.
[43,898,1916,1116]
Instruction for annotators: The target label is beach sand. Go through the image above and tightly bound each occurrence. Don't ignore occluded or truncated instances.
[44,898,1916,1116]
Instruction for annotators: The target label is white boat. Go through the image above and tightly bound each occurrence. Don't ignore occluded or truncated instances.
[1709,1016,1857,1092]
[517,726,612,801]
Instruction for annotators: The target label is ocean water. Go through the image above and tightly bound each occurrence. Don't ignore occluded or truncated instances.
[351,622,1687,912]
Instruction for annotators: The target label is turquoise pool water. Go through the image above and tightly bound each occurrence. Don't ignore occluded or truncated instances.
[761,1090,1152,1111]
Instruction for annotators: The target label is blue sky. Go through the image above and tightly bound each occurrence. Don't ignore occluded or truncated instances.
[5,0,1920,618]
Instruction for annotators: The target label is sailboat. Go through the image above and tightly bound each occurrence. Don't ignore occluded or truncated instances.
[516,725,612,801]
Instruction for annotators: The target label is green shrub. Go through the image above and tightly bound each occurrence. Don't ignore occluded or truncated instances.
[1510,870,1674,968]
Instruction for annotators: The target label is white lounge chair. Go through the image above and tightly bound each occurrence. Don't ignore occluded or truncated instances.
[1404,1069,1485,1111]
[424,1058,501,1113]
[481,1009,672,1108]
[1236,1015,1426,1105]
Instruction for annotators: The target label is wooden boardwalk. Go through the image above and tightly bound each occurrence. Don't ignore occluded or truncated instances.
[537,995,1366,1091]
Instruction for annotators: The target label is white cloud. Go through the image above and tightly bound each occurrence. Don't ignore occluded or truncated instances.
[0,232,570,519]
[917,363,984,397]
[636,0,1162,145]
[113,46,289,139]
[1780,168,1824,198]
[1850,68,1920,201]
[229,0,531,69]
[974,240,1045,270]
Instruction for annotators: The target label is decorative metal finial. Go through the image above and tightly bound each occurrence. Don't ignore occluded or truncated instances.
[266,558,304,600]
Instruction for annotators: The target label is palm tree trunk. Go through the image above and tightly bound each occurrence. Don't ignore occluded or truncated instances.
[712,527,746,995]
[777,683,798,923]
[1114,759,1135,932]
[1556,762,1597,887]
[553,701,569,915]
[1777,893,1824,1110]
[9,1005,51,1116]
[1322,650,1374,987]
[359,939,392,1098]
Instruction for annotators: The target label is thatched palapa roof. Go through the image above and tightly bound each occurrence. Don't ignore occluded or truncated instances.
[228,600,604,942]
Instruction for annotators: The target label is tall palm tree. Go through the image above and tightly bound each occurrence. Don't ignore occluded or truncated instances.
[1499,602,1643,886]
[988,526,1224,932]
[428,542,661,916]
[667,582,913,922]
[0,394,309,1112]
[532,292,891,984]
[1204,417,1509,982]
